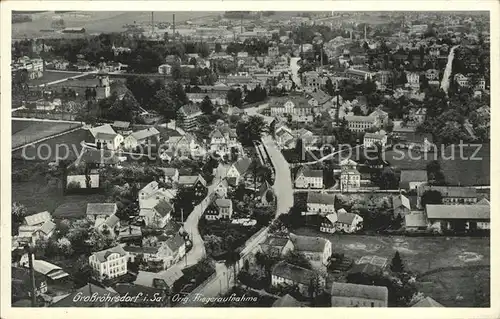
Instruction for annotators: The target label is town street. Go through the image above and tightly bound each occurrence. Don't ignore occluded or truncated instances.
[440,45,460,93]
[290,57,302,89]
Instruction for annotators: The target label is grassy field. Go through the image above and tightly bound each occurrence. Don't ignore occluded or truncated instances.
[12,120,82,149]
[28,71,84,86]
[293,228,490,307]
[12,127,89,161]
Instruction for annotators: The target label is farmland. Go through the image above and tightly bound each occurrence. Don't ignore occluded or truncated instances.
[12,120,82,149]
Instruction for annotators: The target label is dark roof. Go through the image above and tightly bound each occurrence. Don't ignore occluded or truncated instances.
[154,200,173,217]
[331,282,388,302]
[412,296,444,307]
[297,166,323,179]
[417,186,477,198]
[178,175,207,187]
[50,283,119,307]
[271,261,317,286]
[79,148,120,165]
[12,267,46,298]
[86,203,117,216]
[272,294,303,307]
[261,236,290,248]
[123,245,159,254]
[93,245,127,262]
[336,212,360,225]
[112,121,130,129]
[179,104,202,117]
[165,233,185,252]
[306,192,335,206]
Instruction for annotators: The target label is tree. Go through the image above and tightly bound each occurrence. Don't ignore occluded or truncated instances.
[200,96,214,115]
[421,190,443,207]
[189,57,197,66]
[203,234,224,257]
[226,88,243,107]
[377,167,399,190]
[284,250,312,270]
[390,251,405,273]
[172,186,197,220]
[12,202,29,236]
[325,77,335,96]
[215,43,222,53]
[171,62,182,80]
[235,116,268,147]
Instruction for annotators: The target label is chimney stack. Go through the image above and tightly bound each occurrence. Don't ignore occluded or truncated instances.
[173,13,176,39]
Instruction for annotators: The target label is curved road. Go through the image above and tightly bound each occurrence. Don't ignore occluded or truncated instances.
[440,45,460,94]
[290,57,302,89]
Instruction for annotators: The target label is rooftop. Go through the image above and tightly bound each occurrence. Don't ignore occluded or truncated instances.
[289,233,328,253]
[86,203,117,216]
[272,261,317,286]
[307,192,335,206]
[331,282,388,302]
[426,204,490,220]
[129,127,160,141]
[92,245,127,262]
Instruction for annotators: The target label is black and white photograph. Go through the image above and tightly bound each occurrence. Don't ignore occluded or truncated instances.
[2,1,497,313]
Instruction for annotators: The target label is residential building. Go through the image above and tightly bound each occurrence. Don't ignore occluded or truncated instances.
[272,294,304,307]
[320,213,338,233]
[340,159,361,192]
[123,127,160,150]
[111,121,131,136]
[139,199,173,228]
[214,179,229,198]
[454,73,486,90]
[295,166,323,189]
[134,267,183,291]
[363,131,387,148]
[178,175,207,197]
[158,64,172,74]
[417,186,478,208]
[330,282,388,307]
[271,261,324,296]
[12,267,47,301]
[345,68,374,82]
[344,115,378,132]
[208,126,239,156]
[305,192,336,216]
[166,134,200,157]
[404,212,428,231]
[88,245,128,281]
[289,234,332,266]
[160,233,187,267]
[425,204,490,232]
[259,236,294,257]
[336,212,363,233]
[94,214,120,237]
[177,104,202,132]
[399,170,428,190]
[86,203,118,221]
[186,92,227,106]
[18,219,56,244]
[160,167,180,184]
[90,124,124,150]
[369,109,389,125]
[412,296,444,307]
[392,194,411,218]
[406,71,420,90]
[302,71,323,93]
[425,69,440,81]
[307,90,332,107]
[269,96,315,123]
[204,198,233,220]
[226,157,252,186]
[23,211,51,227]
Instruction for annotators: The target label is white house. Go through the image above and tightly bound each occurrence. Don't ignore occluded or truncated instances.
[124,127,160,150]
[305,192,336,216]
[89,245,128,281]
[90,124,123,150]
[363,131,388,148]
[226,157,252,186]
[294,166,323,189]
[340,159,361,192]
[336,212,363,233]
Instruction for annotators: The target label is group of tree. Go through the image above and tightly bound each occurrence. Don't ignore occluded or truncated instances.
[235,115,268,147]
[243,85,268,104]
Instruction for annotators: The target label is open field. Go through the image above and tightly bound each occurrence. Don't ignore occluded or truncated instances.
[12,120,82,149]
[13,11,220,39]
[12,128,90,161]
[28,70,84,86]
[294,228,490,307]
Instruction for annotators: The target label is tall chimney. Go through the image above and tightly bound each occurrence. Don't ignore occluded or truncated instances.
[364,24,367,41]
[173,13,176,39]
[151,12,154,36]
[26,246,37,307]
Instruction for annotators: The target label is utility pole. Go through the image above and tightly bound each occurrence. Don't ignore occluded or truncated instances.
[172,13,176,40]
[151,12,154,36]
[25,245,37,307]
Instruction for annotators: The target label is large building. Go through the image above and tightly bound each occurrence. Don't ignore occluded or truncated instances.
[417,186,478,209]
[177,104,202,132]
[269,96,315,123]
[425,204,490,233]
[330,282,389,307]
[344,115,378,132]
[340,159,361,192]
[89,245,128,281]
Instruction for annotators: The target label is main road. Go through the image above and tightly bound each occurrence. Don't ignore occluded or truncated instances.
[440,45,460,94]
[178,135,294,306]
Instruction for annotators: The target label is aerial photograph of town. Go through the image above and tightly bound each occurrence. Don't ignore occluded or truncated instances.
[9,10,490,308]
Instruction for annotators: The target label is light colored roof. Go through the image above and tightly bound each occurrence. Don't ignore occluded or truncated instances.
[476,198,490,206]
[215,198,232,208]
[344,115,377,123]
[86,203,117,216]
[418,186,477,198]
[178,175,206,186]
[412,296,444,307]
[90,124,116,137]
[33,259,69,279]
[331,282,388,302]
[67,174,100,188]
[426,204,489,220]
[337,212,360,225]
[307,192,335,206]
[134,267,183,288]
[160,167,178,177]
[93,245,127,262]
[400,170,428,187]
[112,121,130,128]
[38,220,56,235]
[393,194,411,210]
[233,158,252,175]
[129,127,160,141]
[364,132,386,140]
[154,200,173,217]
[104,214,120,228]
[179,104,202,117]
[271,261,317,286]
[24,211,51,226]
[95,132,118,140]
[165,233,185,252]
[325,213,338,224]
[289,234,328,253]
[297,166,323,179]
[404,212,428,228]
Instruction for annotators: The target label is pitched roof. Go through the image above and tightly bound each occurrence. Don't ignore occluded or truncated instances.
[393,194,411,210]
[289,234,329,253]
[269,96,312,109]
[129,127,160,141]
[123,245,159,255]
[38,220,56,235]
[425,204,490,220]
[179,104,202,117]
[95,132,119,140]
[271,261,317,286]
[476,198,490,206]
[364,132,386,140]
[233,157,252,175]
[309,90,331,105]
[104,214,120,228]
[114,283,164,299]
[86,203,117,216]
[307,192,335,206]
[90,124,117,138]
[112,121,130,129]
[261,236,291,248]
[344,115,377,123]
[418,186,477,198]
[325,213,338,224]
[337,212,359,225]
[154,200,173,217]
[404,212,428,228]
[178,174,206,186]
[92,245,127,262]
[331,282,388,302]
[412,296,444,307]
[160,167,178,177]
[215,198,232,208]
[297,166,323,179]
[165,233,185,252]
[32,259,69,280]
[272,294,303,307]
[134,267,183,288]
[24,211,51,226]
